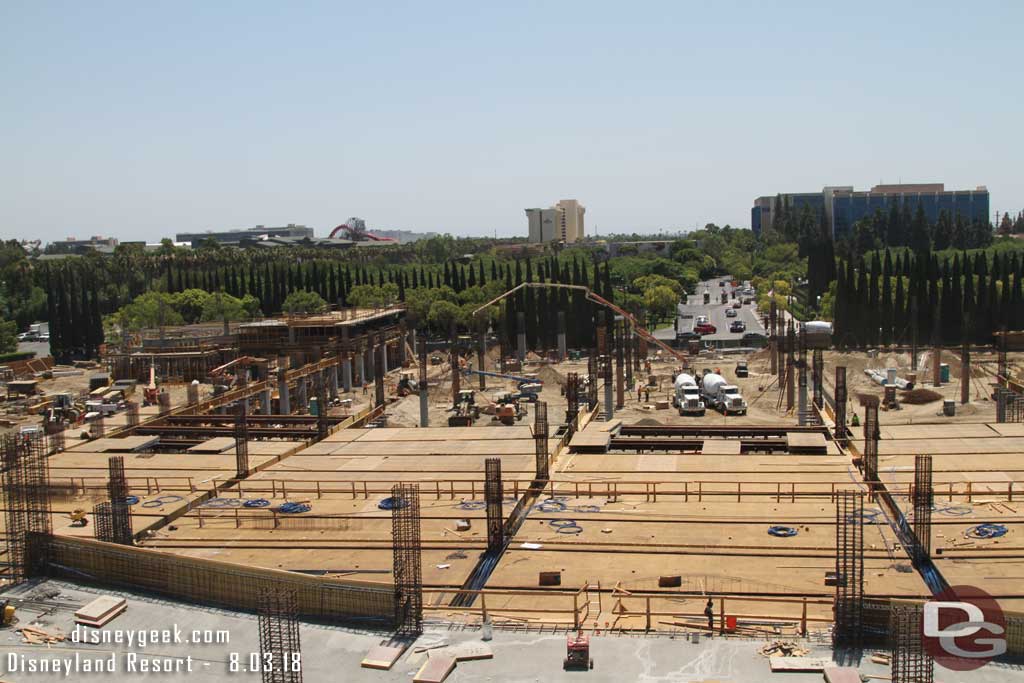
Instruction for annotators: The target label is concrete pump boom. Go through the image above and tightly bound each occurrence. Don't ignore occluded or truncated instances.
[471,282,687,366]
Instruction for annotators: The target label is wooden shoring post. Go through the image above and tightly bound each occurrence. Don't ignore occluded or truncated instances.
[801,598,808,636]
[719,597,725,635]
[198,507,204,528]
[645,596,652,631]
[573,591,580,630]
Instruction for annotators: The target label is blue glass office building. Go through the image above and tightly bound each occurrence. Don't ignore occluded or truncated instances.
[752,184,990,240]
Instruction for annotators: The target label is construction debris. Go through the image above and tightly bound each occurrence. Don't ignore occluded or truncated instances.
[18,626,66,644]
[758,641,810,658]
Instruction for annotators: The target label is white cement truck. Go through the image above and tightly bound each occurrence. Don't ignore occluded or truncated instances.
[701,372,747,415]
[672,373,706,416]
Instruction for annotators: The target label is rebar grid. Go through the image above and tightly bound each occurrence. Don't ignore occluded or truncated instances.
[235,402,250,478]
[912,455,933,564]
[833,491,865,650]
[565,373,581,435]
[126,400,140,427]
[107,455,127,501]
[890,603,933,683]
[484,458,504,552]
[90,416,105,438]
[418,334,428,385]
[187,383,199,405]
[258,587,302,683]
[863,402,879,482]
[391,483,423,636]
[996,387,1024,423]
[834,367,848,444]
[534,401,549,480]
[586,355,598,408]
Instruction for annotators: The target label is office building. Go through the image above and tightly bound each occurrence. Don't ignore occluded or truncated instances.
[752,184,990,240]
[525,199,585,243]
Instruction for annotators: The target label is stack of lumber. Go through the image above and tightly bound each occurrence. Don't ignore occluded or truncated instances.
[19,626,66,644]
[74,595,127,627]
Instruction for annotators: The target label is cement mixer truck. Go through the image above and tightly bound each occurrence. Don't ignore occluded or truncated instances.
[701,372,747,415]
[672,373,706,416]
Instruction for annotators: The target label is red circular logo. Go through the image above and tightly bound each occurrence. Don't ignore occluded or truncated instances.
[922,585,1006,671]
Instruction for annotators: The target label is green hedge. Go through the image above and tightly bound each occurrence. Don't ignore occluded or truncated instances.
[0,351,36,363]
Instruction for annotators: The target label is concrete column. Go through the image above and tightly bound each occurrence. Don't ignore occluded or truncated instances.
[557,312,567,361]
[604,364,614,420]
[398,328,408,367]
[419,388,429,428]
[278,376,290,415]
[410,328,418,357]
[477,331,487,390]
[342,356,353,392]
[261,389,272,416]
[517,312,527,362]
[296,377,308,413]
[797,365,808,426]
[380,341,388,375]
[364,346,374,383]
[329,364,339,399]
[355,353,365,388]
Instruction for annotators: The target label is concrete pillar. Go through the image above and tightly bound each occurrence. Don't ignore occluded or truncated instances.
[342,356,353,392]
[419,389,429,428]
[364,346,374,383]
[278,376,290,415]
[411,328,418,357]
[380,341,388,375]
[355,353,365,388]
[604,363,614,419]
[517,312,527,362]
[557,312,567,361]
[797,365,808,426]
[296,377,308,413]
[329,364,339,399]
[261,389,272,416]
[477,331,487,391]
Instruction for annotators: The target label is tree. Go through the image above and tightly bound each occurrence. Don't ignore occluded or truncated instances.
[643,285,678,327]
[933,210,953,251]
[0,319,16,353]
[281,289,327,315]
[200,292,260,323]
[427,300,461,333]
[633,274,683,297]
[112,292,184,332]
[171,289,211,324]
[346,283,399,308]
[908,202,931,255]
[998,213,1014,236]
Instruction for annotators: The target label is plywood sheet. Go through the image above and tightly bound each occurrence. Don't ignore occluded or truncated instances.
[361,644,405,670]
[786,432,827,449]
[68,436,160,453]
[187,437,235,453]
[569,431,611,449]
[413,655,456,683]
[700,440,741,455]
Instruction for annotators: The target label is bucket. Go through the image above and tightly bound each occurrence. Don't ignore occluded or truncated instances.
[943,400,956,417]
[725,616,738,631]
[886,368,897,385]
[940,363,950,383]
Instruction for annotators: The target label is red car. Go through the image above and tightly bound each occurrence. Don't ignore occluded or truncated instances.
[695,322,717,335]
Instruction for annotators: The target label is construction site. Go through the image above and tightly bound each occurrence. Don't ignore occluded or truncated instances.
[3,286,1024,682]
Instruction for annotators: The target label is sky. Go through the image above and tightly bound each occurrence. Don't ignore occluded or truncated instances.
[2,1,1022,243]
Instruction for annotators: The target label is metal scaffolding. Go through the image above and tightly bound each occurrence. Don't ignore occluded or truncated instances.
[234,402,250,478]
[257,587,303,683]
[534,401,549,481]
[484,458,504,552]
[833,491,865,651]
[1,433,52,584]
[912,455,933,566]
[863,401,879,483]
[890,603,933,683]
[834,367,848,445]
[391,483,423,636]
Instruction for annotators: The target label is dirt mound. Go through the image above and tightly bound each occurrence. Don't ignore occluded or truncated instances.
[901,388,943,405]
[633,417,663,426]
[535,364,566,387]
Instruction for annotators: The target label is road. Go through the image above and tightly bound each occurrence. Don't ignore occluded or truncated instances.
[656,276,767,346]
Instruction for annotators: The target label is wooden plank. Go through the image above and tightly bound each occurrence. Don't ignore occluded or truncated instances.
[700,440,741,455]
[786,432,827,449]
[75,596,127,626]
[187,437,236,453]
[824,666,863,683]
[360,644,406,670]
[413,655,457,683]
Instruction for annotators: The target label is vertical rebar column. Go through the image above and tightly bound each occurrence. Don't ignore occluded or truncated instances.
[615,320,625,410]
[769,300,778,376]
[557,311,567,361]
[996,387,1007,423]
[786,322,795,411]
[960,335,970,405]
[235,402,250,478]
[833,491,864,651]
[834,367,847,444]
[932,330,942,387]
[105,455,133,545]
[516,311,527,362]
[812,349,824,410]
[2,433,53,583]
[797,327,808,425]
[534,401,549,480]
[484,457,504,552]
[187,382,199,405]
[418,336,429,428]
[375,335,386,409]
[633,334,641,373]
[107,454,127,501]
[257,588,302,683]
[316,376,328,442]
[477,330,487,390]
[586,354,598,409]
[449,329,460,407]
[565,373,580,436]
[597,313,613,419]
[391,483,423,636]
[91,415,105,438]
[890,603,933,683]
[912,454,933,565]
[863,400,879,483]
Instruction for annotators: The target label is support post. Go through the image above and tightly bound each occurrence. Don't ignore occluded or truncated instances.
[418,333,429,428]
[375,335,386,409]
[477,330,487,391]
[557,311,567,361]
[834,367,847,444]
[485,457,504,552]
[277,363,290,415]
[912,454,933,566]
[517,312,527,362]
[341,355,352,393]
[391,483,423,636]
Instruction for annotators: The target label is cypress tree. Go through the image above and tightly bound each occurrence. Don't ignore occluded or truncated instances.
[867,253,880,347]
[893,270,905,344]
[881,250,893,345]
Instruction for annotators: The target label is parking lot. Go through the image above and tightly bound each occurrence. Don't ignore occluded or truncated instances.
[666,277,767,347]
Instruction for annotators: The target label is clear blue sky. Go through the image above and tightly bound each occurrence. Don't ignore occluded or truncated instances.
[2,1,1021,243]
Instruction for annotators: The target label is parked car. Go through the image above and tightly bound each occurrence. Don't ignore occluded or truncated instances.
[695,315,708,325]
[732,300,742,309]
[695,322,717,335]
[725,308,737,318]
[741,331,767,346]
[729,320,746,333]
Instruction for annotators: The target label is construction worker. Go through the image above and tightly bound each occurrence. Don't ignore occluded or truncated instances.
[704,598,714,632]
